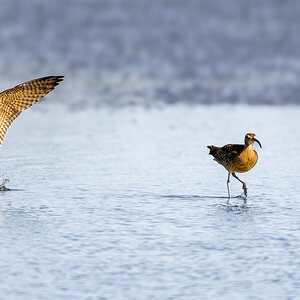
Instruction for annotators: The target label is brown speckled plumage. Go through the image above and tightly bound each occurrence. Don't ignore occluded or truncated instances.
[0,76,64,146]
[207,133,262,198]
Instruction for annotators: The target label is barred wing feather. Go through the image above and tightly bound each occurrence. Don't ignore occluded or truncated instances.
[0,76,64,146]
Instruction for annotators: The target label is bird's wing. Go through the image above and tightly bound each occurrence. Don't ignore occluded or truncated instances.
[0,76,64,146]
[221,144,245,159]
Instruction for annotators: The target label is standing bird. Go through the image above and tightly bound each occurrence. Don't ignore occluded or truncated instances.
[0,76,64,147]
[207,133,262,199]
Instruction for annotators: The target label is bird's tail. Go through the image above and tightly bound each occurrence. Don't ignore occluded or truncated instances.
[207,145,218,155]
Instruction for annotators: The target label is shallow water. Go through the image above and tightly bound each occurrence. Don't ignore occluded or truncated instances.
[0,0,299,298]
[0,105,299,299]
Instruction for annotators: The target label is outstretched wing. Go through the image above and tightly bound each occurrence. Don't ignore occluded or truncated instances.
[0,76,64,146]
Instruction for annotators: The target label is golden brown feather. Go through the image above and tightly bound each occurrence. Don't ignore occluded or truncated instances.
[207,133,262,198]
[0,76,64,146]
[207,134,261,173]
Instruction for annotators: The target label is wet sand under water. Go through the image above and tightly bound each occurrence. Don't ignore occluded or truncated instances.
[0,105,299,299]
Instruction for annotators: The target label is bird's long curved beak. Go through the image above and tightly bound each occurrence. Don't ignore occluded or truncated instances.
[253,138,262,148]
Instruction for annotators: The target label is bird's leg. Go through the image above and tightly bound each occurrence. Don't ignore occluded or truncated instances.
[232,173,247,196]
[227,172,231,201]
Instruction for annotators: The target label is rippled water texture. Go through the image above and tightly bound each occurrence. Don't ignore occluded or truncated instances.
[0,105,299,299]
[0,0,300,298]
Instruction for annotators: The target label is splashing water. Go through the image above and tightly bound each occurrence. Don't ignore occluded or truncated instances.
[0,175,10,191]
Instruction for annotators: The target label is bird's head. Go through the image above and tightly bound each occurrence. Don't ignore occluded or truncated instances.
[245,133,262,148]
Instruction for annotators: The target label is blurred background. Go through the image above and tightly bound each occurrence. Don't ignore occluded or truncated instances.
[1,0,300,106]
[0,1,300,299]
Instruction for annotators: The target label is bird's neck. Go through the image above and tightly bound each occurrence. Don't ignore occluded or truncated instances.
[245,143,254,150]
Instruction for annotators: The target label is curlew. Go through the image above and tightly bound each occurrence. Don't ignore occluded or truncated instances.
[0,76,64,147]
[207,133,262,199]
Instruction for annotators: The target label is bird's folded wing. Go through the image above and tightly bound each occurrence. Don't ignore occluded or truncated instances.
[221,144,245,158]
[0,76,64,146]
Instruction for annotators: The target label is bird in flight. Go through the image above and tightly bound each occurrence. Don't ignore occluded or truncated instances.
[207,133,262,200]
[0,76,64,147]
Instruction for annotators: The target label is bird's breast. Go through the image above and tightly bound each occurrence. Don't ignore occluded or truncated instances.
[227,147,258,173]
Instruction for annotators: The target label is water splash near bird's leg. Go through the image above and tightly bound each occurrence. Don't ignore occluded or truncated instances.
[0,175,10,191]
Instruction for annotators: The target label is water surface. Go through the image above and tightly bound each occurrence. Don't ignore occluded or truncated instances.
[0,105,299,299]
